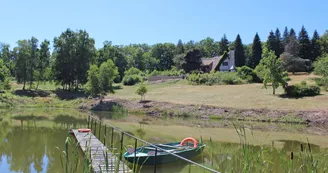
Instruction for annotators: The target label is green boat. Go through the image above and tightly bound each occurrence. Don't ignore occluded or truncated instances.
[123,142,205,165]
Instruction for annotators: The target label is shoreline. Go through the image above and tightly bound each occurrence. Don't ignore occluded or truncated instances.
[81,97,328,125]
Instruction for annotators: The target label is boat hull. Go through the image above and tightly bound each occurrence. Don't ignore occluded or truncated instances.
[124,142,205,165]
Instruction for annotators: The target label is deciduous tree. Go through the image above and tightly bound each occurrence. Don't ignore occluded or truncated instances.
[255,48,288,95]
[99,59,119,93]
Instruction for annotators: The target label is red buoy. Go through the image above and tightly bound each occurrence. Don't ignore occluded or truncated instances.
[78,128,91,133]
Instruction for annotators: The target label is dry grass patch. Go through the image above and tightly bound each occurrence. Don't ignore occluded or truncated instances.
[113,74,328,111]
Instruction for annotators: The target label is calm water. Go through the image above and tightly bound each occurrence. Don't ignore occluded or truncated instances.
[0,108,328,173]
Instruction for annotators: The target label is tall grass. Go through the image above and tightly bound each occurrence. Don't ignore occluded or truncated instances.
[203,124,328,173]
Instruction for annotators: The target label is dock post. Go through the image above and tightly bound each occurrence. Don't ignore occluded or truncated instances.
[133,138,137,172]
[90,118,93,132]
[87,115,90,129]
[120,132,124,161]
[99,121,101,141]
[104,125,107,145]
[154,148,158,173]
[94,120,97,137]
[111,127,114,149]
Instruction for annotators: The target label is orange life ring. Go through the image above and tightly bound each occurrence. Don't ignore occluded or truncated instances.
[78,128,91,133]
[180,137,198,148]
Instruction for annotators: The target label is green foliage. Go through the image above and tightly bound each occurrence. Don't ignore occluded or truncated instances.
[124,67,143,76]
[251,33,262,68]
[284,81,320,97]
[234,34,246,67]
[151,43,176,70]
[218,34,229,55]
[122,67,145,86]
[313,77,328,91]
[122,75,143,86]
[298,26,312,60]
[35,39,51,90]
[198,37,219,58]
[187,72,244,85]
[14,40,31,90]
[85,65,100,97]
[236,66,262,83]
[280,52,312,73]
[182,49,202,73]
[282,26,290,47]
[150,67,185,76]
[267,29,284,58]
[255,48,288,95]
[53,29,95,90]
[311,30,321,62]
[176,39,185,54]
[314,54,328,77]
[314,55,328,90]
[275,28,284,57]
[99,59,119,93]
[136,84,148,101]
[319,30,328,55]
[0,59,11,90]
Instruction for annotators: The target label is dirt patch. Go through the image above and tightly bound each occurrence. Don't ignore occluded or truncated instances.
[81,97,328,126]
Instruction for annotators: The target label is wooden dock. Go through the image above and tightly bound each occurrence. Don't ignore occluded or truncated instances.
[72,129,132,173]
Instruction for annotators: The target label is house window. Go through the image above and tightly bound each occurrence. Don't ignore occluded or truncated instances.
[222,62,228,66]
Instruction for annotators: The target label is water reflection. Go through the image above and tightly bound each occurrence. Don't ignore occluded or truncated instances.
[0,109,88,173]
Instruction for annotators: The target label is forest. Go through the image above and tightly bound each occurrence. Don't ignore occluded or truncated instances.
[0,26,328,96]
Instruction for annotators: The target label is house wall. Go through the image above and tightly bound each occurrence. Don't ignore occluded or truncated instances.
[219,50,235,71]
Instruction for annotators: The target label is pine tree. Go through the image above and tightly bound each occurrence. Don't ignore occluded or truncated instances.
[266,31,276,56]
[275,28,284,57]
[311,30,321,62]
[234,34,246,67]
[282,27,290,47]
[251,33,262,68]
[298,26,312,60]
[219,34,229,55]
[290,28,296,38]
[176,39,185,54]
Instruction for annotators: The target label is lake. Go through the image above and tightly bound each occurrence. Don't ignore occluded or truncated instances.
[0,108,328,173]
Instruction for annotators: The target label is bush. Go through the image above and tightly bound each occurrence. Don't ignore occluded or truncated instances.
[313,77,328,91]
[122,74,143,86]
[187,72,244,85]
[236,66,262,83]
[284,81,320,97]
[150,67,185,77]
[124,67,143,76]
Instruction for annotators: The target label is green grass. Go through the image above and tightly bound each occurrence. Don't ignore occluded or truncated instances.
[113,74,328,111]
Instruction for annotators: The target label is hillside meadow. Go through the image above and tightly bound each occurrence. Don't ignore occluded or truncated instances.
[113,74,328,111]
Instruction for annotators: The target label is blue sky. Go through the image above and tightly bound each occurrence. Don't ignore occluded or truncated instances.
[1,0,327,48]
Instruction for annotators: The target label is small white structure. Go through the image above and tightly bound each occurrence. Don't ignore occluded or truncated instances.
[201,50,236,72]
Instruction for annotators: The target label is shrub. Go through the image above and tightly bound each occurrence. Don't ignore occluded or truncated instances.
[187,72,244,85]
[284,81,320,97]
[313,77,328,91]
[236,66,262,83]
[124,67,143,76]
[150,67,185,76]
[122,74,143,86]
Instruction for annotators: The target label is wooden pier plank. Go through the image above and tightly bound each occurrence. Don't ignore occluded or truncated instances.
[72,129,131,173]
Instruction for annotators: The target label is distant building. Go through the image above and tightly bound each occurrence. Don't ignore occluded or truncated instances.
[200,50,236,73]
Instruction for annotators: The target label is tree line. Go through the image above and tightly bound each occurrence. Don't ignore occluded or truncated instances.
[0,26,327,92]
